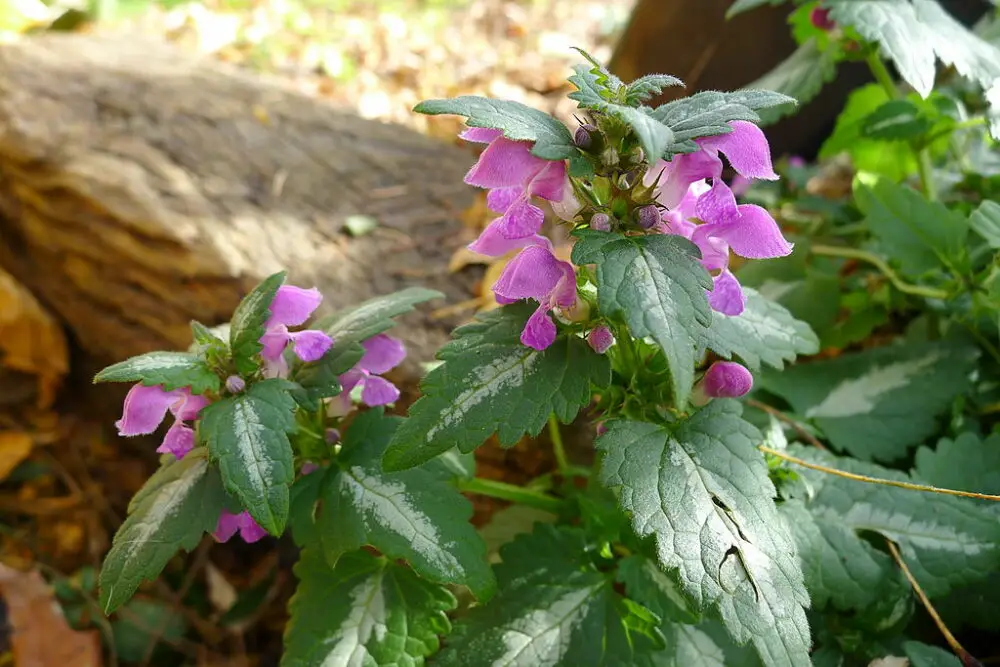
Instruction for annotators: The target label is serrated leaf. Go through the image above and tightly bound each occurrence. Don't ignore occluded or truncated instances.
[701,288,819,371]
[597,402,812,667]
[970,200,1000,249]
[436,524,664,667]
[99,451,225,613]
[595,234,712,405]
[94,351,221,394]
[617,555,700,625]
[914,432,1000,504]
[382,304,611,471]
[903,641,962,667]
[317,409,495,599]
[282,548,455,667]
[571,229,625,265]
[854,174,969,276]
[201,378,297,535]
[626,74,684,105]
[414,97,575,160]
[229,271,286,376]
[649,90,795,152]
[744,38,838,125]
[861,99,934,139]
[782,446,1000,599]
[317,287,444,347]
[761,341,978,461]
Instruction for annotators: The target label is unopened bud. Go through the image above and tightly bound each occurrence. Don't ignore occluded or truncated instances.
[809,7,835,30]
[562,296,591,323]
[596,422,608,437]
[301,462,319,475]
[590,213,612,232]
[587,325,615,354]
[225,375,245,393]
[574,124,597,149]
[325,428,341,444]
[692,362,753,406]
[636,204,660,230]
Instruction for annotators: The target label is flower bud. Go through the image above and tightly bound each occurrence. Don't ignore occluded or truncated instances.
[587,325,615,354]
[225,375,246,393]
[552,186,583,222]
[635,204,660,230]
[595,422,608,437]
[810,7,835,30]
[590,213,612,232]
[301,461,319,475]
[562,296,591,323]
[692,362,753,406]
[325,428,341,444]
[574,124,597,149]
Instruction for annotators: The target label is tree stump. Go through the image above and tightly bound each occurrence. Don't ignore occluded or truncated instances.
[0,33,478,380]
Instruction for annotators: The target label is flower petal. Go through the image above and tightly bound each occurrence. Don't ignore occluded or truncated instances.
[361,375,401,406]
[238,513,268,543]
[460,127,503,143]
[718,204,794,260]
[260,325,290,361]
[359,334,406,375]
[267,285,322,328]
[648,151,722,209]
[521,305,557,350]
[487,187,521,213]
[699,121,778,181]
[493,245,569,303]
[173,392,210,422]
[690,228,731,272]
[157,423,196,459]
[550,179,582,221]
[464,137,546,190]
[526,160,566,202]
[115,384,181,436]
[707,269,746,316]
[289,329,333,362]
[212,510,241,542]
[695,179,740,226]
[468,221,551,258]
[496,197,545,239]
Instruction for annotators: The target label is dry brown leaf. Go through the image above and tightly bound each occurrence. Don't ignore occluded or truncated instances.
[0,267,68,409]
[0,431,32,481]
[0,565,102,667]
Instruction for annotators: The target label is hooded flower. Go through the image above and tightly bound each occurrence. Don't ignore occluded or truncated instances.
[492,244,577,350]
[213,510,267,543]
[260,285,334,377]
[331,334,407,412]
[115,384,210,459]
[693,361,754,405]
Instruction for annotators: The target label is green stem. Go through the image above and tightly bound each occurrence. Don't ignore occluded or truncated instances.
[865,50,937,200]
[548,413,570,476]
[811,244,950,300]
[922,116,988,146]
[456,477,566,514]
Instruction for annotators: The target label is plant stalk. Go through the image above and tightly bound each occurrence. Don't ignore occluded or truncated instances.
[456,477,566,514]
[548,413,571,476]
[811,244,950,300]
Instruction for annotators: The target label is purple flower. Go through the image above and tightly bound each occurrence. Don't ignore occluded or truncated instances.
[636,204,660,230]
[336,334,407,410]
[462,128,566,241]
[225,375,246,393]
[301,461,320,475]
[693,361,753,405]
[587,325,615,354]
[493,245,577,350]
[810,7,835,30]
[260,285,334,377]
[115,384,209,459]
[213,510,267,543]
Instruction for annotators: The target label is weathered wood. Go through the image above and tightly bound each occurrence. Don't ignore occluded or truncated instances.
[0,33,478,376]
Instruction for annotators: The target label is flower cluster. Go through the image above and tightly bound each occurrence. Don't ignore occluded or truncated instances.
[328,333,407,415]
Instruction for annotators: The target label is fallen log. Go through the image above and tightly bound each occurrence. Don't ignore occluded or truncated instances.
[0,33,478,379]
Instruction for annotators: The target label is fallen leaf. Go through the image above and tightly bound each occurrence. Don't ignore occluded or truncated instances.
[0,431,32,481]
[0,565,102,667]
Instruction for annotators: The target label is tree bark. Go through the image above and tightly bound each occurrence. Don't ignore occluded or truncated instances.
[0,33,478,378]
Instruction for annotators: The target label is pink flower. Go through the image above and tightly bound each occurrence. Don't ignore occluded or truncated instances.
[693,361,753,405]
[334,334,407,411]
[810,7,835,30]
[493,245,577,350]
[213,510,267,543]
[587,325,615,354]
[115,384,210,459]
[260,285,334,377]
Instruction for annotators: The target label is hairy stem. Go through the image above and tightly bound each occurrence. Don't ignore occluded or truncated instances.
[548,413,571,476]
[456,477,566,514]
[811,244,950,300]
[760,446,1000,502]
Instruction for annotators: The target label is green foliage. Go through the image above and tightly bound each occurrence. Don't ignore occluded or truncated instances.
[202,378,298,535]
[969,200,1000,249]
[229,271,286,376]
[283,549,455,667]
[761,341,978,461]
[94,351,221,394]
[413,97,576,159]
[597,402,812,666]
[382,304,611,471]
[593,234,712,405]
[99,451,226,613]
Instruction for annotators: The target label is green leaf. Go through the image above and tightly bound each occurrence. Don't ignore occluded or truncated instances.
[597,402,812,667]
[854,174,969,276]
[99,451,226,613]
[861,99,934,140]
[761,341,978,461]
[283,548,455,667]
[201,378,297,535]
[317,409,495,599]
[701,287,819,371]
[112,599,187,662]
[382,304,611,471]
[595,234,712,405]
[903,642,962,667]
[94,351,221,394]
[744,38,839,125]
[436,524,665,667]
[914,432,1000,503]
[317,287,444,347]
[781,446,1000,599]
[571,229,625,265]
[413,96,576,160]
[626,74,684,105]
[617,555,700,625]
[987,79,1000,141]
[229,271,286,376]
[650,90,796,151]
[970,200,1000,249]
